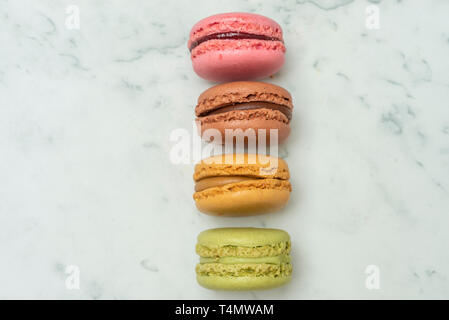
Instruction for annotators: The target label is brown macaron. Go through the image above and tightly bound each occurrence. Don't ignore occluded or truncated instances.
[195,81,293,145]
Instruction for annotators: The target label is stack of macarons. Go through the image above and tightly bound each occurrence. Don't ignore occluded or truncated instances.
[188,12,294,290]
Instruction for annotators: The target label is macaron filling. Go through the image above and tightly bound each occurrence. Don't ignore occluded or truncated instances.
[196,262,292,277]
[196,242,292,278]
[196,241,291,258]
[195,175,264,192]
[200,101,292,121]
[200,255,291,265]
[189,32,283,51]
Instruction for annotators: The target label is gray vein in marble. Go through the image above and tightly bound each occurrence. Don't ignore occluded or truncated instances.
[38,13,56,35]
[399,52,433,83]
[327,19,338,30]
[358,95,371,109]
[381,112,402,135]
[296,0,354,10]
[141,259,159,272]
[114,41,185,63]
[384,78,414,99]
[426,270,436,277]
[375,181,409,217]
[58,53,90,71]
[68,38,77,48]
[121,78,143,91]
[88,282,103,300]
[250,292,259,300]
[336,72,350,81]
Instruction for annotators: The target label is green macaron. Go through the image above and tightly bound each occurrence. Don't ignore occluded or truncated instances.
[195,227,292,290]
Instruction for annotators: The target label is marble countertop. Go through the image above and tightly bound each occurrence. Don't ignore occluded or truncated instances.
[1,0,448,299]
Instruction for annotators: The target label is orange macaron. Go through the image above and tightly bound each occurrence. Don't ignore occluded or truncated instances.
[193,154,292,217]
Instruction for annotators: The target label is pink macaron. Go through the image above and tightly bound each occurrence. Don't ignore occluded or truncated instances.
[188,12,286,82]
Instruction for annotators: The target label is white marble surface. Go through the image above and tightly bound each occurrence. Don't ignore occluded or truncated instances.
[0,0,448,299]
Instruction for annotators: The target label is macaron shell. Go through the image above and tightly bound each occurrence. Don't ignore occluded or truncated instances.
[197,81,292,111]
[197,227,290,247]
[188,12,283,48]
[192,41,285,82]
[194,153,290,181]
[199,112,291,145]
[194,179,291,217]
[197,274,291,291]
